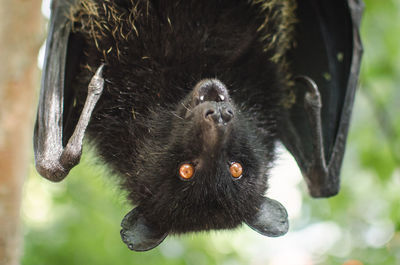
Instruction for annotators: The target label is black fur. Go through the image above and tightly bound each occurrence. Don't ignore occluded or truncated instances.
[68,0,293,234]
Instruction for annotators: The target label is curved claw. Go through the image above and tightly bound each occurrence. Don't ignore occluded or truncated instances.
[95,63,105,76]
[88,63,105,95]
[295,75,322,108]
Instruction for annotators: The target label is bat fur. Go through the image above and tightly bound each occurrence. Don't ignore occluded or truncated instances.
[63,0,296,234]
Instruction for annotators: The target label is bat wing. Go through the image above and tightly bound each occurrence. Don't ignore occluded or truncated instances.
[34,0,104,182]
[279,0,364,197]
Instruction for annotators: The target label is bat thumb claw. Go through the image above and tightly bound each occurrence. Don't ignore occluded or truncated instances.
[95,63,105,77]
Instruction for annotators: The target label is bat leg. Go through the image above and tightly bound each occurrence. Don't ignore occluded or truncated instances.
[120,208,168,251]
[295,76,338,197]
[34,64,105,182]
[245,197,288,237]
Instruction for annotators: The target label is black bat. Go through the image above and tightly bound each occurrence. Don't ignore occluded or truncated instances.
[34,0,363,251]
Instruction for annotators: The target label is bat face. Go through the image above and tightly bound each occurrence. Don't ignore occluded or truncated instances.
[128,79,273,233]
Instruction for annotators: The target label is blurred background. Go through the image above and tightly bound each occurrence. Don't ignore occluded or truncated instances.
[1,0,399,264]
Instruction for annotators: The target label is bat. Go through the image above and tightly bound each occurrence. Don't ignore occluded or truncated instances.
[34,0,363,251]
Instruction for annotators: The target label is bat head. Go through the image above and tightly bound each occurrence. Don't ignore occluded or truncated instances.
[122,79,288,251]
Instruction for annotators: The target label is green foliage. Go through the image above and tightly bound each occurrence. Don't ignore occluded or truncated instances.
[356,0,400,179]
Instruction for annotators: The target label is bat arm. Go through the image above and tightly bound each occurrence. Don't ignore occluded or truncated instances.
[295,76,339,198]
[60,65,104,168]
[34,64,105,182]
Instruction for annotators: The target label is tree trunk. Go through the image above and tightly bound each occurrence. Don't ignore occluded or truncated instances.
[0,1,43,264]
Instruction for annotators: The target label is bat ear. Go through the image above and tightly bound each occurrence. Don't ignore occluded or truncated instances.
[245,197,289,237]
[120,208,168,251]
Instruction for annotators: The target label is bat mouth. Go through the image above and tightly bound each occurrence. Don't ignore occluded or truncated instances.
[191,79,231,105]
[185,79,234,124]
[183,79,235,151]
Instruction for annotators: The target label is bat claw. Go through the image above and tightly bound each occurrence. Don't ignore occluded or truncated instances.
[88,64,105,95]
[95,63,105,77]
[295,75,322,108]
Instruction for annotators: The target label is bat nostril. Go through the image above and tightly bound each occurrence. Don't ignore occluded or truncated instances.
[203,107,234,124]
[204,109,216,119]
[222,108,234,122]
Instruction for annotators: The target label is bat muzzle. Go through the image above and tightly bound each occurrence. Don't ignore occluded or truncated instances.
[179,78,236,154]
[201,101,234,125]
[186,78,234,123]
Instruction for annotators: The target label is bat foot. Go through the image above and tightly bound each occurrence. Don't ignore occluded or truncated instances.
[120,208,168,251]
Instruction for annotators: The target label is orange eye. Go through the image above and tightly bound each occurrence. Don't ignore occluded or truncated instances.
[179,163,194,180]
[230,162,243,178]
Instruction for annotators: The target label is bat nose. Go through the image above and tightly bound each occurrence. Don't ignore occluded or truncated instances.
[189,78,234,124]
[204,105,234,124]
